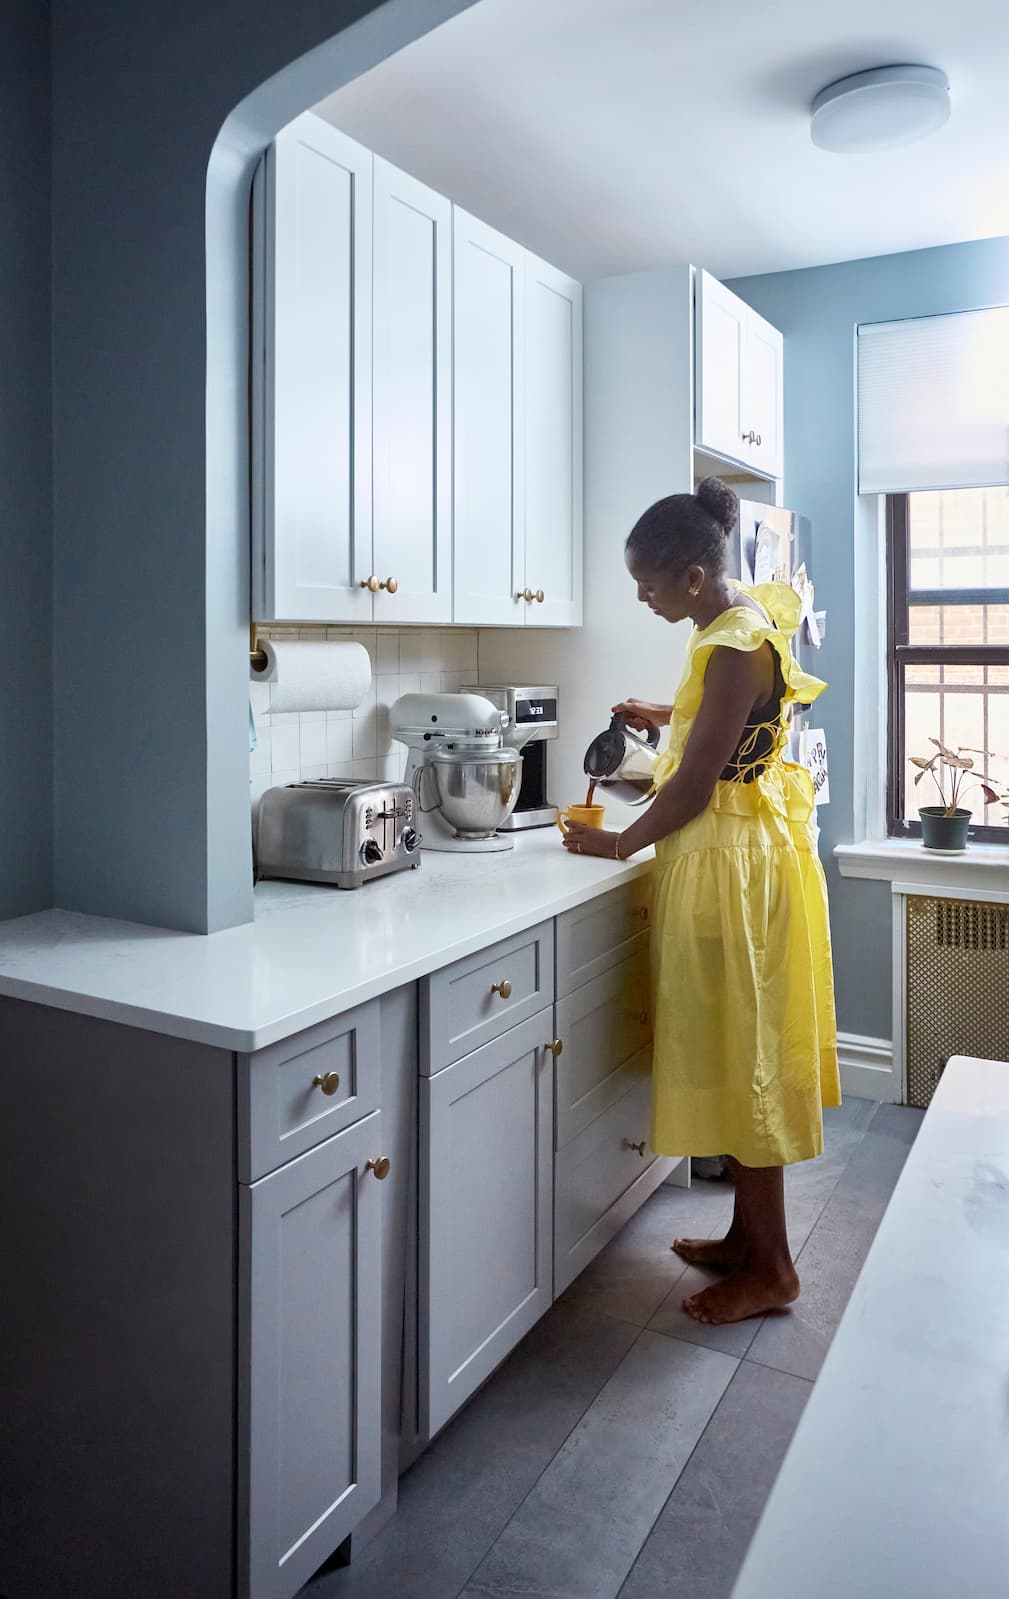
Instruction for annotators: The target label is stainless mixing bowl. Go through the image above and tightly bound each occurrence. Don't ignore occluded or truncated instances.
[428,746,522,838]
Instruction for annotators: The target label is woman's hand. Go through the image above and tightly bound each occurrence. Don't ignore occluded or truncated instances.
[611,698,670,734]
[561,822,622,859]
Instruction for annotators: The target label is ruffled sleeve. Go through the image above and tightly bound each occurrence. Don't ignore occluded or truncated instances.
[651,582,826,789]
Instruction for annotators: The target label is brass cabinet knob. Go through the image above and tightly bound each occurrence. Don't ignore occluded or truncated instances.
[627,1139,647,1157]
[491,979,513,1000]
[312,1071,341,1096]
[381,576,398,593]
[534,589,545,603]
[515,588,535,603]
[366,1156,391,1181]
[543,1038,564,1057]
[742,430,757,446]
[360,575,381,592]
[632,905,649,922]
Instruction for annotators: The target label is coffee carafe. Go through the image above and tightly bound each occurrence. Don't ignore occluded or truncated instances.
[583,713,660,805]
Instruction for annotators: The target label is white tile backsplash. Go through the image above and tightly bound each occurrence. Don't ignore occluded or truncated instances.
[249,628,480,804]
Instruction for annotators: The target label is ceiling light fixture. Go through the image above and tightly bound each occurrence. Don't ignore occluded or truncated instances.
[811,65,951,154]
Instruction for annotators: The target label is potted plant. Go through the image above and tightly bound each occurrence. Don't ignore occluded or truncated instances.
[909,739,999,851]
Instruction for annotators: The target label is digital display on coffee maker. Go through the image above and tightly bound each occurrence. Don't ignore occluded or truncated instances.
[515,697,557,724]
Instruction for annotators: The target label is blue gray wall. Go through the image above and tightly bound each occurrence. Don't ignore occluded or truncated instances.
[1,1,53,921]
[47,0,473,932]
[730,237,1009,1040]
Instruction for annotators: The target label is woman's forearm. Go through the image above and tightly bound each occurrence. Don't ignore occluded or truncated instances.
[619,773,710,855]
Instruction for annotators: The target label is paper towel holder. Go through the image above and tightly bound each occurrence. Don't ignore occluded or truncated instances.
[249,623,268,674]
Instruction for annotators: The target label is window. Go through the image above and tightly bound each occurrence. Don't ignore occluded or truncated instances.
[887,487,1009,841]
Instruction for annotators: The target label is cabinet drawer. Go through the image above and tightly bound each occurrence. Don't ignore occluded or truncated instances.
[555,879,652,997]
[555,1061,664,1295]
[238,1000,381,1183]
[420,921,554,1074]
[555,950,652,1148]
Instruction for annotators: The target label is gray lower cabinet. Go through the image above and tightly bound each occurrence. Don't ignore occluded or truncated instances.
[420,1010,554,1437]
[554,948,652,1146]
[239,1111,385,1599]
[554,1066,670,1295]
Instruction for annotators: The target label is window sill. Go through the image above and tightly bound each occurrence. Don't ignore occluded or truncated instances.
[835,839,1009,895]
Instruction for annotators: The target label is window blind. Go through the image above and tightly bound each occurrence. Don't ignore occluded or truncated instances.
[857,307,1009,494]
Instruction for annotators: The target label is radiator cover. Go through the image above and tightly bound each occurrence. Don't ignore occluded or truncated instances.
[905,894,1009,1109]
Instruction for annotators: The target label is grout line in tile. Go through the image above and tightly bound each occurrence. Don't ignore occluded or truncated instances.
[612,1349,745,1599]
[447,1321,653,1599]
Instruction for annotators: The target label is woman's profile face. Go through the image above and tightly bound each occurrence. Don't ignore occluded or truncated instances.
[625,549,696,623]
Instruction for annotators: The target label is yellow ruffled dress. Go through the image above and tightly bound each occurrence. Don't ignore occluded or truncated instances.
[649,582,840,1168]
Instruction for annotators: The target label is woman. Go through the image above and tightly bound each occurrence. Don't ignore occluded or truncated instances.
[563,479,840,1326]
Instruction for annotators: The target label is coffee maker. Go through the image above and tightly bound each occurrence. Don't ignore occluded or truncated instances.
[464,684,558,829]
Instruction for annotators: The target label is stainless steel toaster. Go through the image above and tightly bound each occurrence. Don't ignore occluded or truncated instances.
[256,779,421,889]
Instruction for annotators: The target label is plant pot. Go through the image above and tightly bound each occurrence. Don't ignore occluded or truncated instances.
[918,806,971,851]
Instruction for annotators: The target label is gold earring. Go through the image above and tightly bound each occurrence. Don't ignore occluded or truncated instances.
[689,584,700,597]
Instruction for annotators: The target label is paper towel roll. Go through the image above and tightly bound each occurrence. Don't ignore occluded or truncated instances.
[250,639,371,714]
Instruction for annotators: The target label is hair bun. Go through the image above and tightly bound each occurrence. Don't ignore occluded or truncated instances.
[696,477,739,538]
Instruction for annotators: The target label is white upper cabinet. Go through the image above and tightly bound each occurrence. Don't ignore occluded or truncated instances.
[371,158,452,625]
[695,269,783,481]
[524,254,583,628]
[452,209,526,627]
[255,123,585,628]
[254,113,373,622]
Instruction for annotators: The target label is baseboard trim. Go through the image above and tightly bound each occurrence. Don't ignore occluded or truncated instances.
[838,1032,900,1103]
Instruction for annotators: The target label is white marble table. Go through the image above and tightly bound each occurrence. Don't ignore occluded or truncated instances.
[732,1054,1009,1599]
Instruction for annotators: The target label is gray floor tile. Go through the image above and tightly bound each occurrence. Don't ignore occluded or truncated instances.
[461,1332,737,1599]
[560,1181,732,1328]
[748,1104,923,1381]
[618,1362,812,1599]
[312,1300,639,1599]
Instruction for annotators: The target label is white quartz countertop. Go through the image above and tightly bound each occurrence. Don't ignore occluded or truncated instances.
[0,832,652,1053]
[731,1054,1009,1599]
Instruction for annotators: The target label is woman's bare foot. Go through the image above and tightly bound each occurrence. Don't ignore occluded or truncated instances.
[672,1235,747,1271]
[682,1262,799,1325]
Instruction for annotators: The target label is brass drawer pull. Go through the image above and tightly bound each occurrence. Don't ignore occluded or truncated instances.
[366,1156,391,1181]
[543,1038,564,1057]
[627,1139,647,1157]
[632,905,649,922]
[491,979,513,1000]
[311,1071,341,1096]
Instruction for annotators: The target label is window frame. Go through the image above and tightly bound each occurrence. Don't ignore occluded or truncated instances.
[886,491,1009,843]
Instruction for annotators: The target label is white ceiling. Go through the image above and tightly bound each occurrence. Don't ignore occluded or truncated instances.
[315,0,1009,280]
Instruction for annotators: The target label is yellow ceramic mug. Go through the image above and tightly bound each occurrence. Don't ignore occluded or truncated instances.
[557,803,605,834]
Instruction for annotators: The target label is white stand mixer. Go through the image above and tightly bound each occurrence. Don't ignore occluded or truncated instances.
[390,692,528,853]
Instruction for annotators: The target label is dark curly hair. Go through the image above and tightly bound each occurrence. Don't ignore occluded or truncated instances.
[625,478,739,578]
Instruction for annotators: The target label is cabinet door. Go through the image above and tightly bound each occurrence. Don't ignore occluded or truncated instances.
[239,1112,384,1599]
[695,268,744,466]
[453,209,525,626]
[420,1012,553,1436]
[256,113,373,622]
[740,310,783,480]
[524,253,583,628]
[372,159,452,625]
